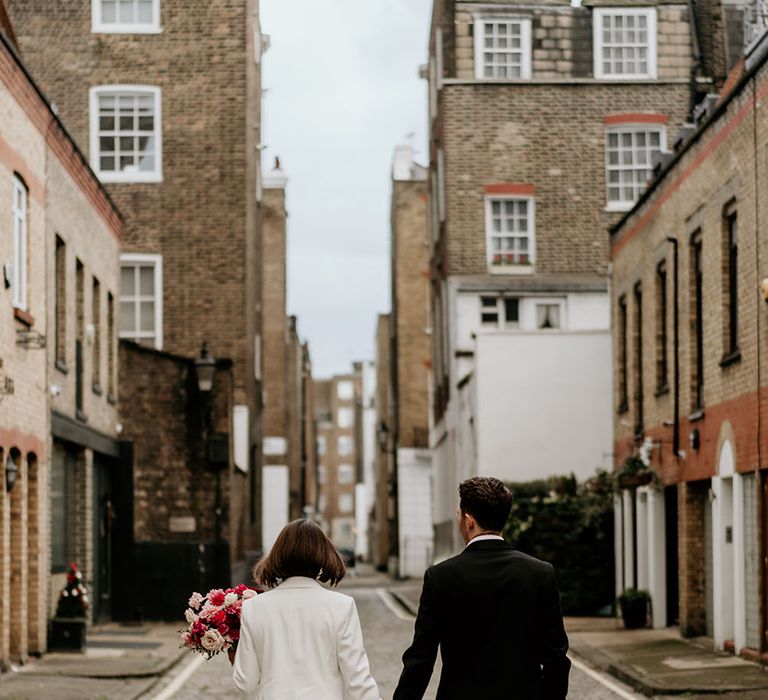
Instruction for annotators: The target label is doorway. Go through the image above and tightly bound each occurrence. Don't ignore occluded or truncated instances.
[93,456,116,622]
[665,485,679,626]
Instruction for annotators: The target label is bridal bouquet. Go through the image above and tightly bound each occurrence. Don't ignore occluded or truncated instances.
[180,584,260,658]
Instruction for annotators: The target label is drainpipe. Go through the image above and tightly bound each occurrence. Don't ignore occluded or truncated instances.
[666,237,680,458]
[688,0,702,120]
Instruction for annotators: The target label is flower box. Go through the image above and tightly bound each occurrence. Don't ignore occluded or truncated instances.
[49,618,87,651]
[616,470,654,489]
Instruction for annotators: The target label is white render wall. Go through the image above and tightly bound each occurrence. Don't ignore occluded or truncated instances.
[473,331,613,482]
[398,448,433,578]
[262,466,289,553]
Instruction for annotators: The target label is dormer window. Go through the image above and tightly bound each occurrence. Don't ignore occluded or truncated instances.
[594,8,657,80]
[474,17,532,79]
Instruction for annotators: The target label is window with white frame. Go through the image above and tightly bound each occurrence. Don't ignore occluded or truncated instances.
[11,176,27,311]
[338,436,353,456]
[338,464,354,485]
[594,8,657,80]
[90,86,162,182]
[119,254,162,349]
[92,0,160,33]
[486,197,534,268]
[605,125,665,208]
[317,466,326,485]
[474,16,531,79]
[338,493,354,514]
[338,408,353,429]
[480,296,519,329]
[317,436,326,456]
[337,381,354,400]
[536,303,562,330]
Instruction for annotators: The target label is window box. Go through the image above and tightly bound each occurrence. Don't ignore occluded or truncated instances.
[90,86,162,183]
[92,0,161,34]
[594,8,657,80]
[474,16,532,80]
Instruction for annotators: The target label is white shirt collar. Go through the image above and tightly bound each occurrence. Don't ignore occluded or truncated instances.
[466,534,504,548]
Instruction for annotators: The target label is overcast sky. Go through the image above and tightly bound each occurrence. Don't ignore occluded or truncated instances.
[260,0,431,379]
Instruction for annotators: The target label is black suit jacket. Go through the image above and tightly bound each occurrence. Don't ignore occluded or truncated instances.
[393,540,570,700]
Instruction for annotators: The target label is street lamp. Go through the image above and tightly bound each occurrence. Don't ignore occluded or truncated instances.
[5,452,19,493]
[195,343,216,393]
[376,422,389,452]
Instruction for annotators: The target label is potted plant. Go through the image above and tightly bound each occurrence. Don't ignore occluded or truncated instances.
[49,562,89,651]
[618,588,650,629]
[615,455,655,490]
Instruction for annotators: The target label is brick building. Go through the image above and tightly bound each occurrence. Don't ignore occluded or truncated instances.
[611,4,768,656]
[6,0,266,613]
[0,6,122,664]
[384,145,433,577]
[314,375,359,550]
[427,0,707,556]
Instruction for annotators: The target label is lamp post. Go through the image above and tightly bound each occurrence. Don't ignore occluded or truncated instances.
[5,452,19,493]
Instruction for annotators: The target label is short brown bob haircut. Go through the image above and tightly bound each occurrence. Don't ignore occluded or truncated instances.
[253,519,346,588]
[459,476,513,532]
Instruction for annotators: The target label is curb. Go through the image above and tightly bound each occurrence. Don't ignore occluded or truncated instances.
[569,638,768,697]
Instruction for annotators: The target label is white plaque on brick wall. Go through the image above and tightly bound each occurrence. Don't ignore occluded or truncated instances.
[169,517,196,533]
[263,436,287,456]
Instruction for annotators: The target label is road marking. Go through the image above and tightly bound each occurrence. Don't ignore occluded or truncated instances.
[570,654,644,700]
[149,653,205,700]
[376,587,415,622]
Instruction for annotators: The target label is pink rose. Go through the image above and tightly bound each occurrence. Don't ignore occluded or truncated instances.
[242,589,256,600]
[188,592,204,610]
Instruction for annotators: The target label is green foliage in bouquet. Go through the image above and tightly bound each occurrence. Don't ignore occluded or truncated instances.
[502,471,615,616]
[55,562,90,619]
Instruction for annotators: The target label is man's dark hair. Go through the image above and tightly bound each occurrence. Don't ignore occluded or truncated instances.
[459,477,513,532]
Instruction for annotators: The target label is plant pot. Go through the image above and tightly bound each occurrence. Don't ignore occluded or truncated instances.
[617,471,654,489]
[620,599,648,629]
[49,618,87,651]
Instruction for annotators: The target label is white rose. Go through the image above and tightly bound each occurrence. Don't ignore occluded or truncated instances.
[200,629,225,653]
[242,589,256,600]
[185,608,198,623]
[223,592,238,607]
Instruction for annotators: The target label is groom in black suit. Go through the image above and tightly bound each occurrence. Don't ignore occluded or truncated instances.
[394,477,570,700]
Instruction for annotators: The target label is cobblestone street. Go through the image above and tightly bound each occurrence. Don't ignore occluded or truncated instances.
[158,585,641,700]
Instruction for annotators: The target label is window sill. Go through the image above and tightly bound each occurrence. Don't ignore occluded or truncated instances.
[14,307,34,327]
[55,360,69,375]
[95,170,163,184]
[92,383,103,397]
[719,349,741,368]
[689,409,705,423]
[76,410,88,424]
[655,384,670,398]
[488,264,534,276]
[605,202,635,213]
[92,24,162,34]
[107,393,117,406]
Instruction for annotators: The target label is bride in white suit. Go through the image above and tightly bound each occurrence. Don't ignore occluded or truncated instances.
[232,519,381,700]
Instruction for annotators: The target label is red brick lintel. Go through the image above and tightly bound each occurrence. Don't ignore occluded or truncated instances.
[604,113,668,126]
[484,183,535,196]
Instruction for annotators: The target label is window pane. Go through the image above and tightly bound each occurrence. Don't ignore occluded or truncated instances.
[119,300,135,332]
[118,0,134,22]
[139,266,155,295]
[504,298,519,323]
[137,0,153,22]
[139,301,155,331]
[121,266,136,295]
[101,1,117,22]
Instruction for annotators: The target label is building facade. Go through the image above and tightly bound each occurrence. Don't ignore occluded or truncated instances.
[6,0,266,611]
[388,146,433,577]
[0,10,122,664]
[373,314,394,571]
[611,4,768,656]
[427,0,704,555]
[314,375,359,550]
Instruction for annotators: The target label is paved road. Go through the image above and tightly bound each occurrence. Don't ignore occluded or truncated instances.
[157,585,646,700]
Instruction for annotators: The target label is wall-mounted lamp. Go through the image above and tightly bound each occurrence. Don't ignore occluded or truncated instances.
[376,422,389,452]
[194,343,216,393]
[5,452,19,493]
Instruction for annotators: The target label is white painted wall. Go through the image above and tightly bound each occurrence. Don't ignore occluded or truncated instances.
[357,361,377,560]
[262,465,289,552]
[398,448,434,578]
[473,331,613,482]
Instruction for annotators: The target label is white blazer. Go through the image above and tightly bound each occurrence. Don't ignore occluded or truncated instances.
[232,577,381,700]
